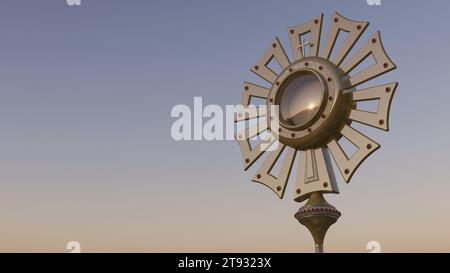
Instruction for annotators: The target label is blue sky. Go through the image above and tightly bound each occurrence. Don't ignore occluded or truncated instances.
[0,0,449,252]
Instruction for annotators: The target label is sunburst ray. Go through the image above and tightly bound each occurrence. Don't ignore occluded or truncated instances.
[321,12,369,66]
[341,32,396,88]
[251,143,297,198]
[294,147,339,202]
[327,124,380,182]
[288,14,324,60]
[348,82,398,131]
[250,37,290,84]
[240,82,270,106]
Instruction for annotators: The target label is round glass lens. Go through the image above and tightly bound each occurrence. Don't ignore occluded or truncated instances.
[280,72,323,127]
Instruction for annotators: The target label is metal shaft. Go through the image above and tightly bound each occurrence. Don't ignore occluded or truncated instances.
[315,244,324,253]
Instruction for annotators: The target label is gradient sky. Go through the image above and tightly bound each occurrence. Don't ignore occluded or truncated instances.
[0,0,449,252]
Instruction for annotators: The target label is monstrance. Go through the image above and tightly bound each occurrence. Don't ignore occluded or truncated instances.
[236,12,397,253]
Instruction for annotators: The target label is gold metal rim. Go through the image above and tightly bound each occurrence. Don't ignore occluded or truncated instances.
[267,56,348,150]
[274,68,328,131]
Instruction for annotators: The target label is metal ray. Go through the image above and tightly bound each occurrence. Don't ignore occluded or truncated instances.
[294,148,339,202]
[327,124,380,182]
[341,32,396,88]
[250,37,290,84]
[241,82,270,106]
[252,144,297,198]
[288,14,323,60]
[321,12,369,66]
[349,82,398,131]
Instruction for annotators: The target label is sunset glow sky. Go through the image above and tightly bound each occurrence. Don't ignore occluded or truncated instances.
[0,0,449,252]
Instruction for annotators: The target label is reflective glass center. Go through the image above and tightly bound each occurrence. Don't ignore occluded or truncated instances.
[280,72,323,127]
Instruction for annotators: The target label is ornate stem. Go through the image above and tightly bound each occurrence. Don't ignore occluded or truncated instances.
[295,192,341,253]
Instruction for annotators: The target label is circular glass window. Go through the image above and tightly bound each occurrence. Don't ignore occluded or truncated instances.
[279,71,324,127]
